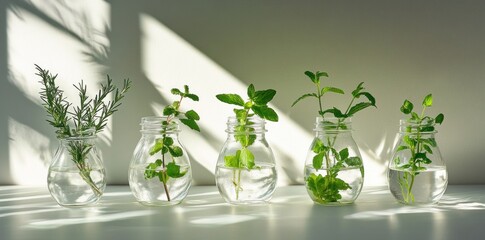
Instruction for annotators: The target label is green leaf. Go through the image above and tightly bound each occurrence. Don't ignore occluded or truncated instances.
[423,94,433,107]
[252,89,276,105]
[216,94,245,106]
[149,140,164,155]
[240,148,255,169]
[313,152,325,169]
[396,145,409,152]
[356,92,376,106]
[184,85,190,94]
[321,108,346,118]
[312,139,325,153]
[185,110,200,120]
[316,71,329,79]
[185,93,199,101]
[162,146,169,154]
[291,93,318,107]
[403,135,415,148]
[304,71,317,83]
[180,118,201,132]
[345,157,362,166]
[321,87,344,95]
[158,171,168,183]
[171,88,182,96]
[423,144,433,154]
[169,146,183,157]
[166,162,186,178]
[339,148,349,160]
[247,84,255,99]
[163,137,174,146]
[163,106,177,116]
[435,113,444,125]
[347,102,373,116]
[411,112,420,120]
[225,151,241,168]
[351,82,365,97]
[400,100,413,114]
[251,105,279,122]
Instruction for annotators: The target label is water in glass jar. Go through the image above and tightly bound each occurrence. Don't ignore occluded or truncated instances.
[216,163,276,204]
[129,164,191,205]
[388,166,447,204]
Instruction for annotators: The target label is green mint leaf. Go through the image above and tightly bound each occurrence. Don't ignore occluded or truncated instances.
[321,87,344,95]
[185,93,199,101]
[158,171,168,183]
[166,162,186,178]
[411,112,420,120]
[185,110,200,120]
[420,126,435,132]
[163,106,177,116]
[312,139,325,153]
[435,113,444,124]
[180,118,200,132]
[149,139,164,155]
[351,82,365,97]
[423,94,433,107]
[316,71,329,79]
[304,71,317,83]
[240,148,255,169]
[356,92,376,106]
[252,89,276,105]
[171,88,182,96]
[396,145,409,152]
[247,84,255,99]
[163,137,174,146]
[403,135,415,148]
[291,93,318,107]
[216,94,245,106]
[169,146,183,157]
[339,148,349,160]
[347,102,373,117]
[251,105,279,122]
[312,152,325,169]
[345,157,362,166]
[184,85,189,94]
[161,146,169,154]
[224,152,240,168]
[400,100,413,114]
[423,144,433,154]
[321,108,346,118]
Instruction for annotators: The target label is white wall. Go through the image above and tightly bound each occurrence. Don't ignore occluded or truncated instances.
[1,0,484,186]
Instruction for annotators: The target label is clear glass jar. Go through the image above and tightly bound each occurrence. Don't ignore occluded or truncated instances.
[215,116,277,205]
[304,117,364,205]
[129,116,192,206]
[47,132,106,206]
[388,119,448,205]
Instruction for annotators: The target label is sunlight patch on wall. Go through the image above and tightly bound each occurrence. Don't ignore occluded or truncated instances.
[140,13,313,185]
[8,118,51,185]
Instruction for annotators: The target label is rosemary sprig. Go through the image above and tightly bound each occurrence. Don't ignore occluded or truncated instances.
[36,64,131,196]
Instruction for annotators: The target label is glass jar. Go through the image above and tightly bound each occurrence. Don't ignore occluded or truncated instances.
[129,116,192,206]
[304,117,364,205]
[47,132,106,206]
[388,119,448,205]
[215,116,277,205]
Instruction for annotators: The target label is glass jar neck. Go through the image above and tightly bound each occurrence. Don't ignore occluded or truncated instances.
[140,116,180,134]
[314,117,352,134]
[399,119,437,134]
[226,116,267,135]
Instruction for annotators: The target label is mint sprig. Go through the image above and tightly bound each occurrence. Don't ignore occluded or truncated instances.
[216,84,279,200]
[292,70,376,203]
[144,85,200,202]
[394,94,444,203]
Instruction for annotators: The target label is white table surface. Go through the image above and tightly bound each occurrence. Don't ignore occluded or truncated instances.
[1,185,484,240]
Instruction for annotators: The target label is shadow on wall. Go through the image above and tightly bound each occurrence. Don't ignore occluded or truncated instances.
[1,0,319,186]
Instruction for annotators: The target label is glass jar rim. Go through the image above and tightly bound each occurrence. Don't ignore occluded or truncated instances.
[314,116,352,132]
[399,118,437,133]
[140,116,180,133]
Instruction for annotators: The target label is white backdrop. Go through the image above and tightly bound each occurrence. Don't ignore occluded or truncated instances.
[1,0,484,186]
